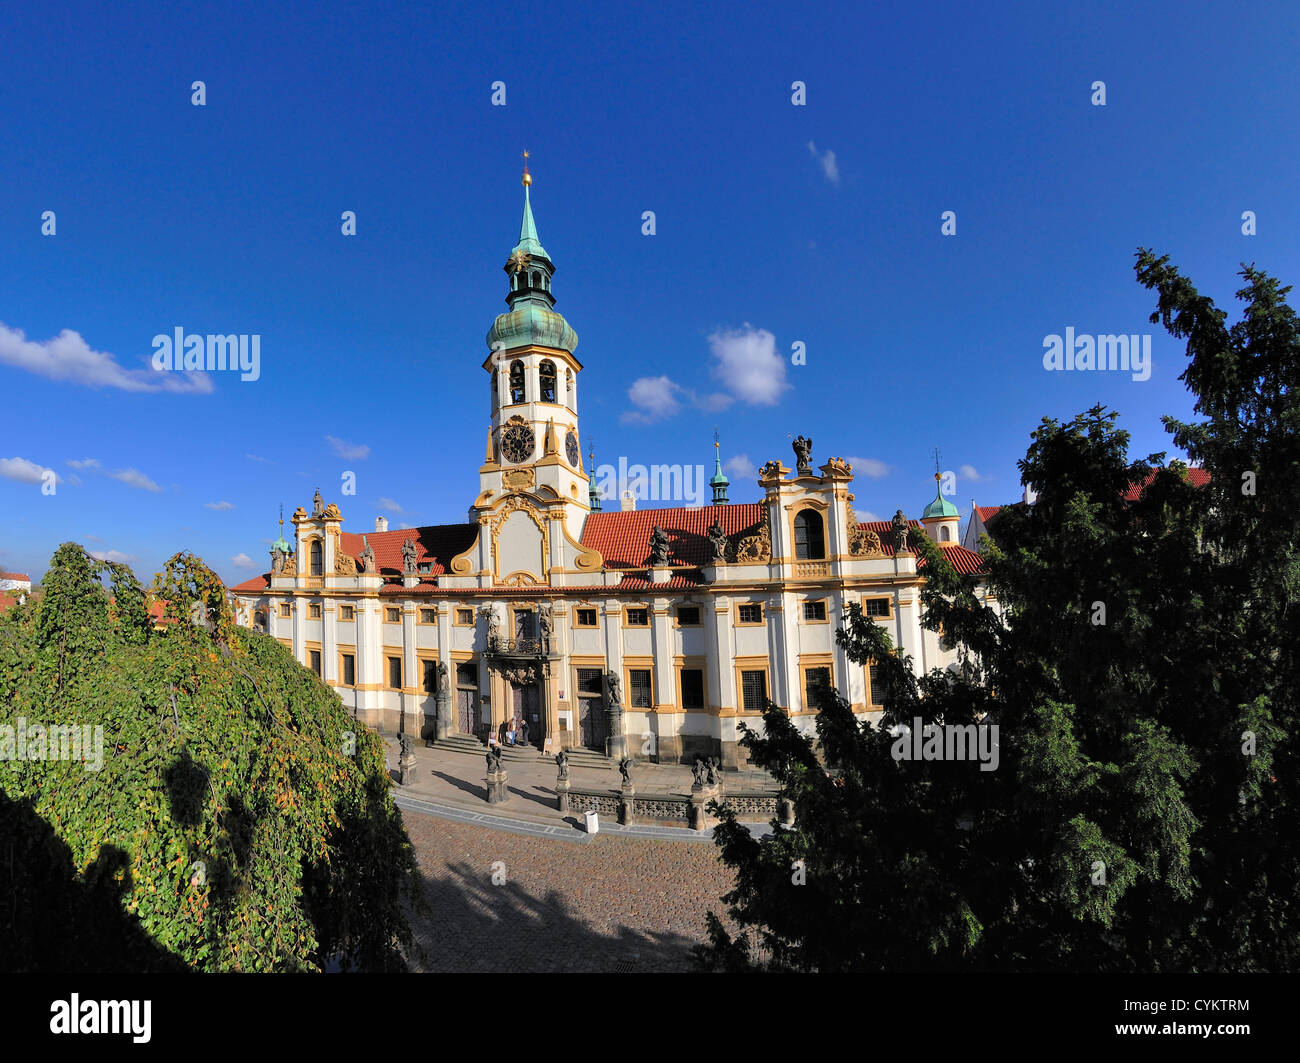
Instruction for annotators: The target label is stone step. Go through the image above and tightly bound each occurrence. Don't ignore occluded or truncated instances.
[429,735,488,757]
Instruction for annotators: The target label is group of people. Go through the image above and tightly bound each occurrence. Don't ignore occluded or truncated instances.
[501,716,530,748]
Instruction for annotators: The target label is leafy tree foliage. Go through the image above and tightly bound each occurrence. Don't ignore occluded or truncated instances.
[699,255,1299,972]
[0,546,420,971]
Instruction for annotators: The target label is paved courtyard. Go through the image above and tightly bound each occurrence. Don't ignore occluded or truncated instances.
[402,807,741,972]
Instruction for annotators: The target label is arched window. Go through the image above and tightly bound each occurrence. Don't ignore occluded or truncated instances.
[253,610,267,632]
[310,539,323,576]
[794,510,826,560]
[509,360,525,404]
[539,360,557,403]
[939,525,951,542]
[531,270,541,289]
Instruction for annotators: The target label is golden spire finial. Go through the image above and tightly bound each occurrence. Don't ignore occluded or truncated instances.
[522,148,532,186]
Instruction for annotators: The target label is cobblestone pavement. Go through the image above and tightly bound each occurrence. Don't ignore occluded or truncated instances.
[402,805,741,972]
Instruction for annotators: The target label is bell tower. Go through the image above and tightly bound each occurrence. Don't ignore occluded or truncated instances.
[477,158,589,539]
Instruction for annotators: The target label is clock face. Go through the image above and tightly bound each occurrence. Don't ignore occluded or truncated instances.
[501,424,535,464]
[565,431,580,467]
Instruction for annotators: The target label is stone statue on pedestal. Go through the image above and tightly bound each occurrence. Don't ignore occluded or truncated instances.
[891,508,910,554]
[707,520,729,564]
[649,525,670,566]
[792,435,813,475]
[359,536,376,574]
[312,489,325,518]
[618,755,633,788]
[555,750,569,780]
[401,537,418,575]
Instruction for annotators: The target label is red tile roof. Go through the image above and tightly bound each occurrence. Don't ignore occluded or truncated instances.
[231,573,271,593]
[0,571,30,582]
[974,506,1003,524]
[580,504,766,568]
[1122,466,1210,501]
[340,522,479,577]
[919,544,986,575]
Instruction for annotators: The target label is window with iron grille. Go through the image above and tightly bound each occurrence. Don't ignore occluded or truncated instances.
[576,608,598,627]
[576,667,603,695]
[386,607,400,623]
[388,657,402,689]
[626,608,648,626]
[676,606,701,626]
[803,600,826,621]
[741,670,767,711]
[341,653,355,686]
[420,608,436,624]
[340,605,355,621]
[309,603,322,619]
[279,603,292,618]
[456,608,474,625]
[680,668,705,709]
[794,510,826,560]
[629,669,652,707]
[738,603,763,624]
[804,666,831,705]
[864,597,890,618]
[868,662,885,706]
[457,662,477,687]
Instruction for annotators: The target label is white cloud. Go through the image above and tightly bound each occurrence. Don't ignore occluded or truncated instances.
[377,497,404,513]
[844,456,891,479]
[622,376,684,424]
[0,322,213,394]
[89,549,135,563]
[707,325,790,406]
[959,464,992,483]
[0,457,56,484]
[110,468,163,493]
[723,454,758,481]
[807,141,840,185]
[205,501,235,511]
[66,457,100,470]
[325,435,370,460]
[245,453,271,464]
[231,553,255,569]
[857,510,881,523]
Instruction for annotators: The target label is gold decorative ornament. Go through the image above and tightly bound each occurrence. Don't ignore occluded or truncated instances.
[735,520,772,563]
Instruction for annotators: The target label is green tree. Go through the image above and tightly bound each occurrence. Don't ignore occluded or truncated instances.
[698,255,1299,972]
[0,545,421,972]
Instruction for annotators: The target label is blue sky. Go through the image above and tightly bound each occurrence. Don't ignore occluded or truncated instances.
[2,0,1298,585]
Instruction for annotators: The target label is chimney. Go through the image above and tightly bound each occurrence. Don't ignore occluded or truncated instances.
[620,491,636,512]
[376,515,389,532]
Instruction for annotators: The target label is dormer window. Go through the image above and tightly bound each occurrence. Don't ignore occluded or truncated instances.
[509,360,526,404]
[540,360,557,403]
[794,510,826,560]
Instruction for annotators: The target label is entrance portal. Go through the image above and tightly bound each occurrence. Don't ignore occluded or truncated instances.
[510,681,543,749]
[575,667,606,752]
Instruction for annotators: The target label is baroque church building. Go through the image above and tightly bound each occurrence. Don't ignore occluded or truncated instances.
[230,170,989,768]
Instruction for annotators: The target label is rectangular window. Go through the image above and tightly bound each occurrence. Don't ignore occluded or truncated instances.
[309,603,322,619]
[680,668,705,710]
[279,603,292,618]
[455,608,474,626]
[341,653,355,686]
[676,606,701,626]
[388,656,402,689]
[576,608,598,627]
[741,670,767,712]
[340,605,355,621]
[419,608,436,624]
[422,660,437,694]
[309,649,321,676]
[738,603,763,625]
[868,662,885,707]
[803,600,826,622]
[804,666,831,706]
[385,607,401,623]
[576,667,603,695]
[625,608,648,626]
[628,669,652,708]
[864,597,890,618]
